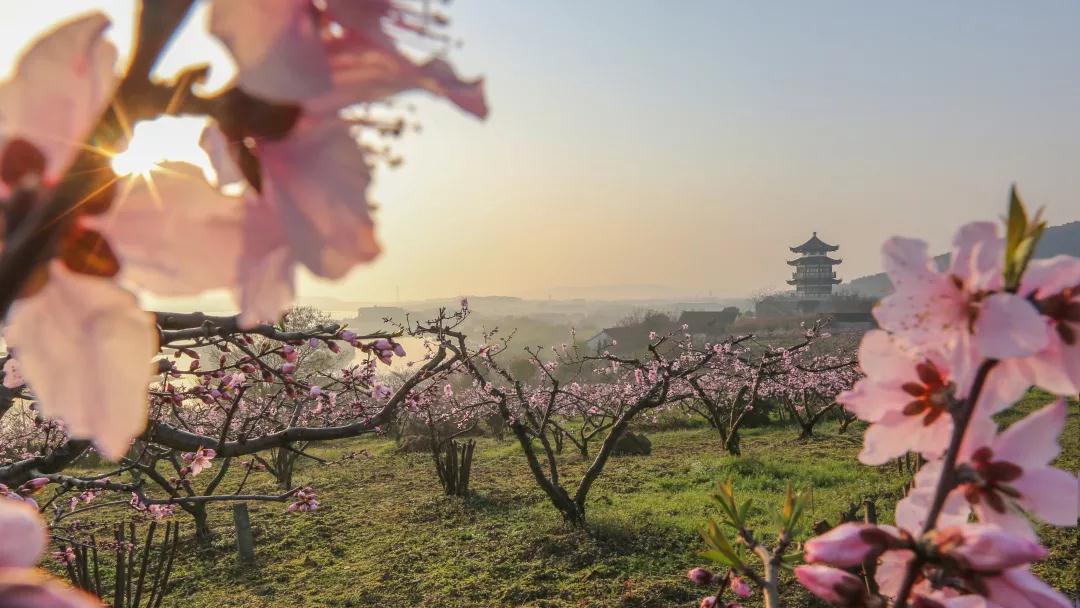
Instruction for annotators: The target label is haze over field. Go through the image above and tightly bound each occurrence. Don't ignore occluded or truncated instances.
[3,1,1078,309]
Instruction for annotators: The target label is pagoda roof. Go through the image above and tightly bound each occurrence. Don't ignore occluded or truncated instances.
[790,232,839,253]
[787,277,841,285]
[787,255,842,266]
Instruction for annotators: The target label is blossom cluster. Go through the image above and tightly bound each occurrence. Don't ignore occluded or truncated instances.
[0,0,485,462]
[795,199,1078,608]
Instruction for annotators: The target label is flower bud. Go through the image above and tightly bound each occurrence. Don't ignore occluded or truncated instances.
[699,597,716,608]
[804,523,899,567]
[686,567,713,586]
[794,565,867,607]
[932,525,1048,572]
[729,576,751,598]
[18,477,50,495]
[281,362,296,374]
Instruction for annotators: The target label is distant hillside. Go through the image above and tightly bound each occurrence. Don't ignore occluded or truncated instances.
[846,221,1080,298]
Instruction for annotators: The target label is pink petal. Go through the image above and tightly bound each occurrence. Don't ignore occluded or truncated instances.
[1019,255,1080,299]
[0,12,116,179]
[237,245,295,328]
[803,523,895,567]
[1021,337,1080,396]
[199,124,245,186]
[0,499,46,567]
[1011,466,1079,527]
[972,360,1037,416]
[258,116,380,279]
[855,330,916,383]
[984,568,1072,608]
[881,236,939,289]
[209,0,332,102]
[87,162,246,296]
[4,264,157,460]
[794,565,865,605]
[948,221,1003,292]
[310,3,487,118]
[874,280,965,349]
[973,502,1037,541]
[974,294,1049,359]
[992,400,1065,468]
[943,524,1047,571]
[2,358,23,389]
[0,569,104,607]
[858,416,946,466]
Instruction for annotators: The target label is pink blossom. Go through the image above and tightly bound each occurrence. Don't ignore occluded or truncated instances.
[4,263,157,460]
[930,525,1047,572]
[2,357,24,389]
[281,362,297,374]
[729,576,751,598]
[287,487,319,513]
[0,499,46,568]
[803,522,900,567]
[686,567,713,586]
[991,255,1080,395]
[978,567,1072,608]
[209,0,486,115]
[182,447,217,477]
[698,597,716,608]
[0,12,116,191]
[794,565,867,607]
[900,400,1078,538]
[874,223,1047,363]
[840,331,963,464]
[283,345,299,362]
[0,499,100,606]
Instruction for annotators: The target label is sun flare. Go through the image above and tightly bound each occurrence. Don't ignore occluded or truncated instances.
[109,116,211,178]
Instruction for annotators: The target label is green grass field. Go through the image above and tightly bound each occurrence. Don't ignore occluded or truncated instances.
[53,392,1078,607]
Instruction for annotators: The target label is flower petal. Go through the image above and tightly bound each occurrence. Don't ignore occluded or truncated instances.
[258,116,380,279]
[4,264,157,460]
[0,499,46,567]
[1011,466,1079,527]
[992,399,1065,468]
[209,0,332,102]
[949,221,1003,292]
[87,162,246,296]
[974,294,1049,359]
[0,12,116,178]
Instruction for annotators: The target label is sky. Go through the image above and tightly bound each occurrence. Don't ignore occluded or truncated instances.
[2,1,1078,306]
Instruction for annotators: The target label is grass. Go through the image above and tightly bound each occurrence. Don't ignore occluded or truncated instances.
[50,391,1078,607]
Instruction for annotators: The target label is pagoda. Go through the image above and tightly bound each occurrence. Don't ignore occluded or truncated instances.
[786,232,841,298]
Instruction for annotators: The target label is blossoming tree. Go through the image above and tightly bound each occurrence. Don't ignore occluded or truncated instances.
[688,193,1078,608]
[0,0,486,598]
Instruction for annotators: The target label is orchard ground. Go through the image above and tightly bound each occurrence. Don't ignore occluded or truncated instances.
[55,391,1078,608]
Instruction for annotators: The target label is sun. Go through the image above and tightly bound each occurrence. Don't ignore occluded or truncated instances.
[109,116,212,178]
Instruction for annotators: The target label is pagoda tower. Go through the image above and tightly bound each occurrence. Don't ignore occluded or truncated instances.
[786,232,841,298]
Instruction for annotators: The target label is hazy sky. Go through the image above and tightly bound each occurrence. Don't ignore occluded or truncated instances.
[2,1,1078,305]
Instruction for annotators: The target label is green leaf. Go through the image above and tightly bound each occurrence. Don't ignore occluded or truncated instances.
[700,549,737,567]
[700,518,741,567]
[737,498,753,526]
[1003,186,1047,290]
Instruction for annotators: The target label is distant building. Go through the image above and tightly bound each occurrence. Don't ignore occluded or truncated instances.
[585,309,739,353]
[786,232,842,298]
